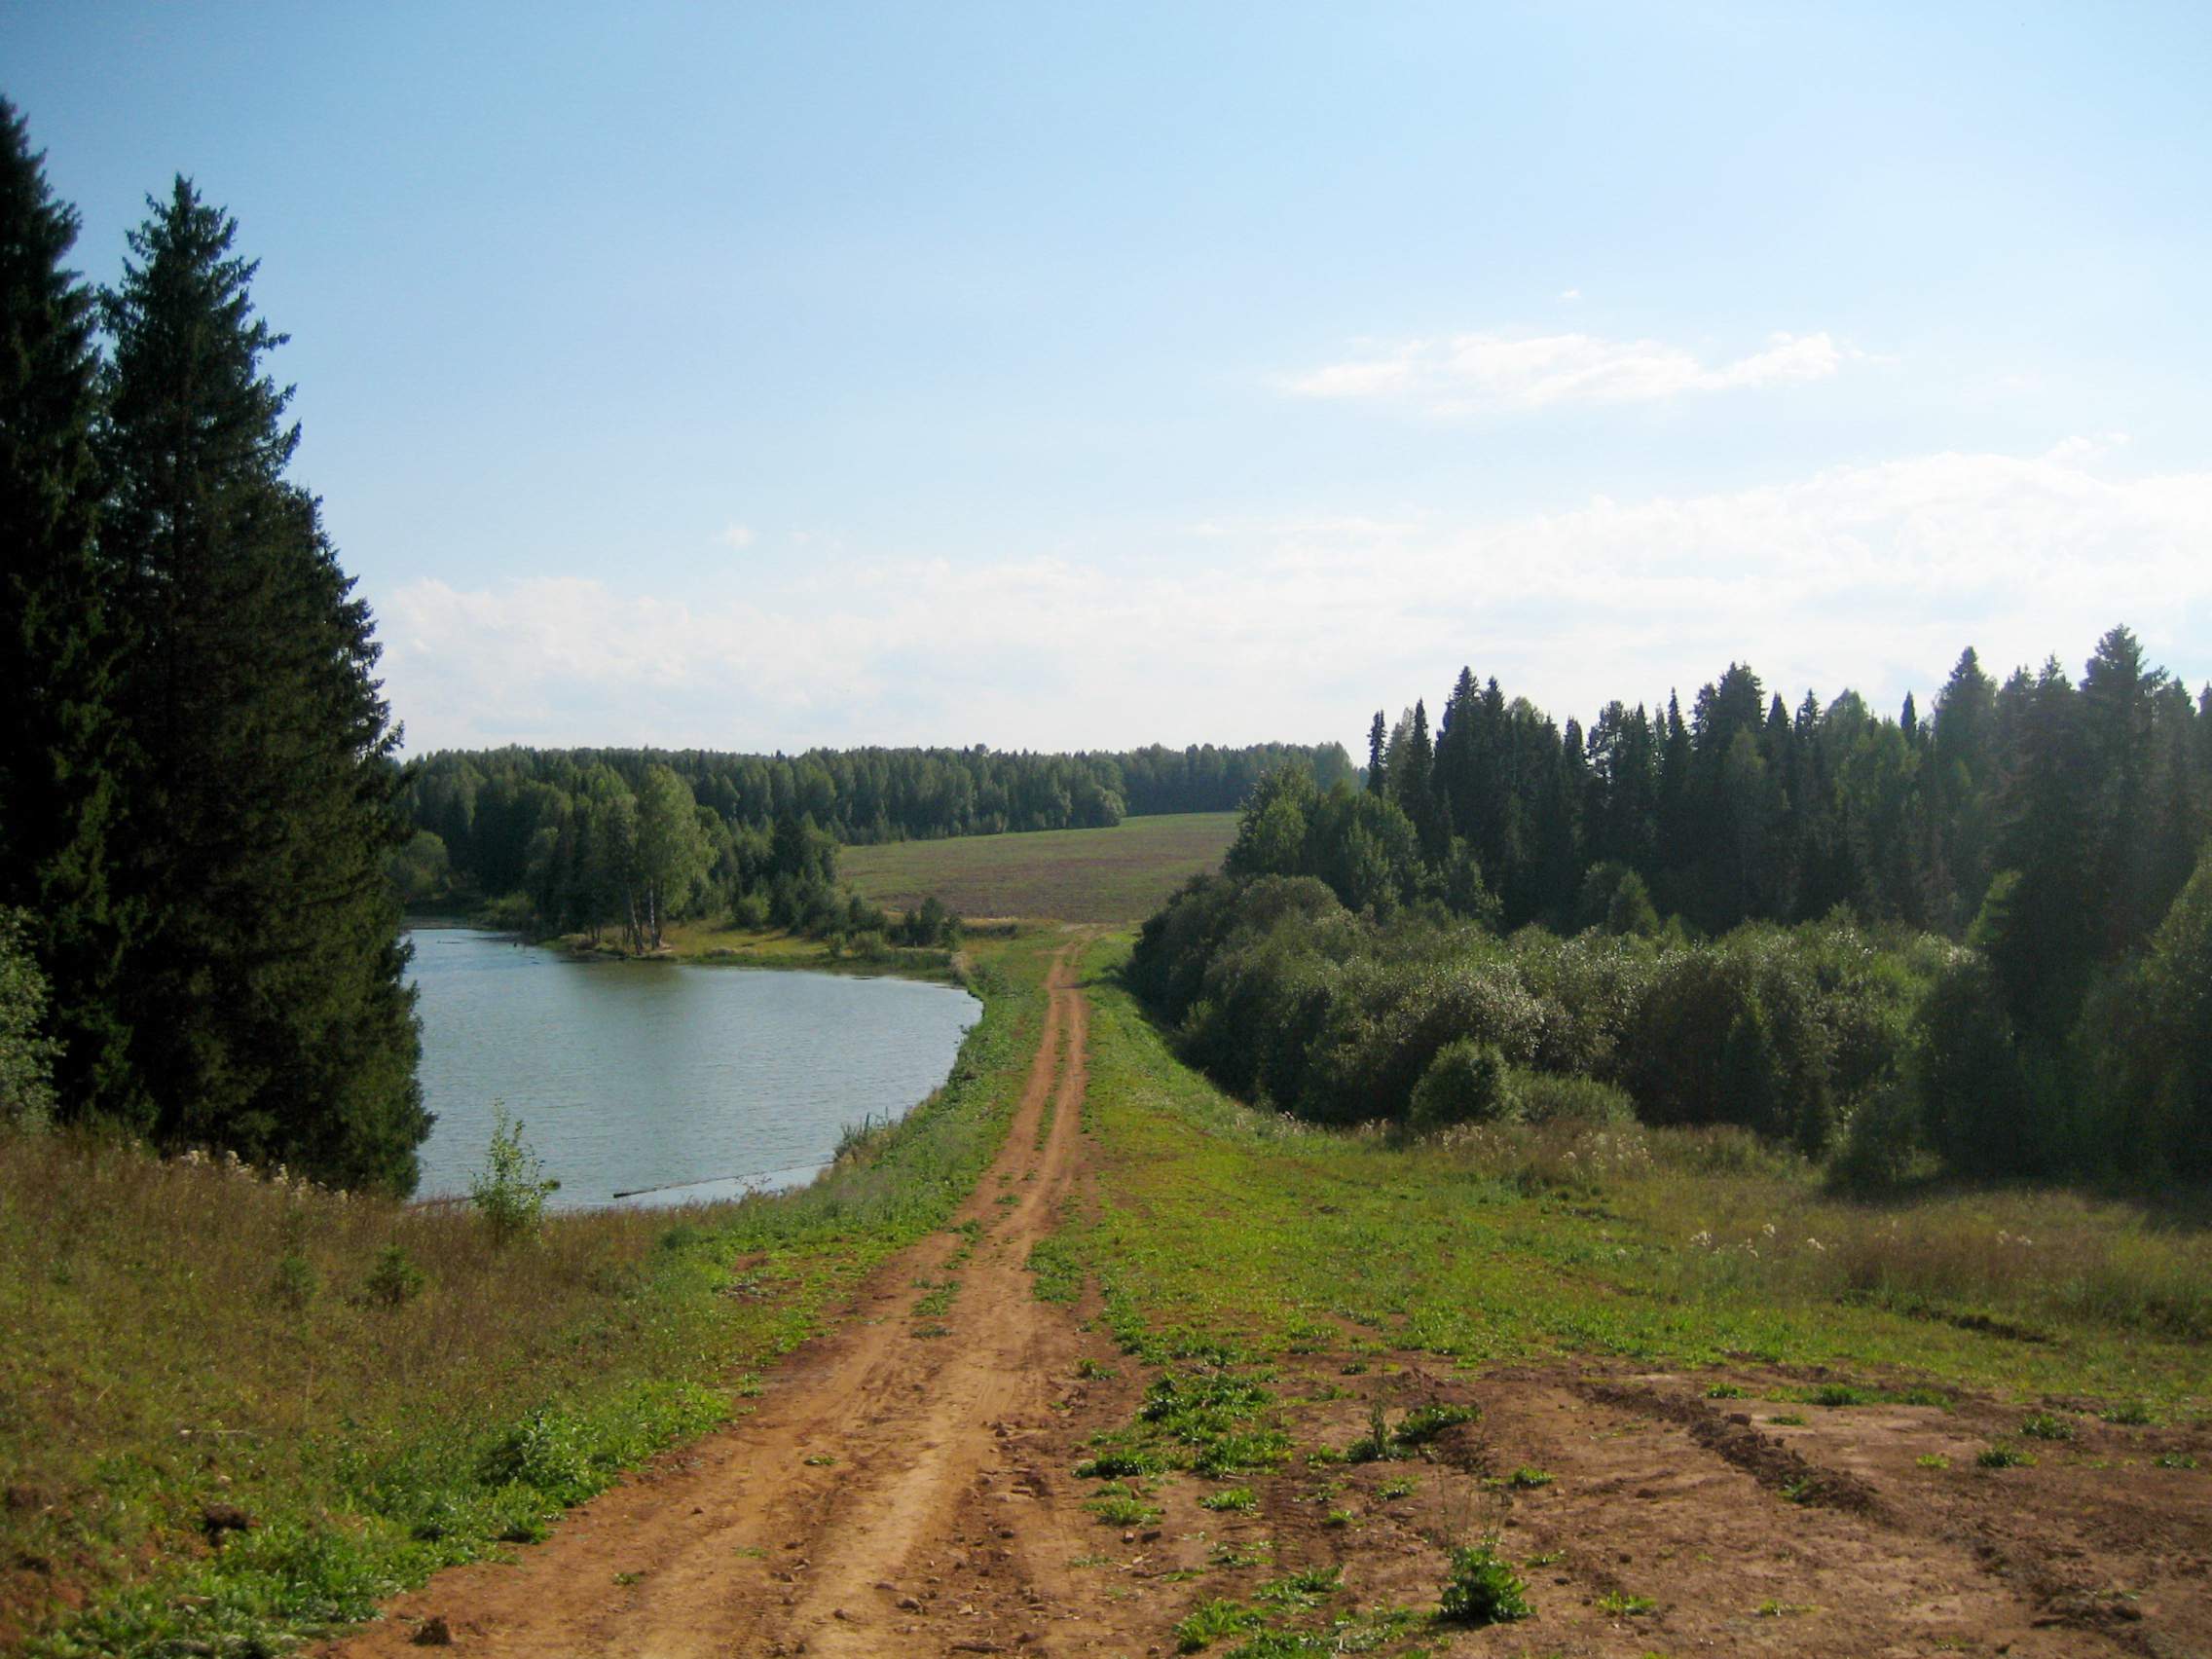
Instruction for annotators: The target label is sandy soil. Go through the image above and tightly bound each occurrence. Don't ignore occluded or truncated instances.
[322,949,2211,1658]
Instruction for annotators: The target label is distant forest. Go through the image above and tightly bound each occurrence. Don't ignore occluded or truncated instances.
[394,742,1354,932]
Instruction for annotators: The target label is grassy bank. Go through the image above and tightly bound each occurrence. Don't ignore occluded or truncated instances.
[841,812,1240,922]
[1069,937,2211,1411]
[556,915,965,978]
[0,929,1062,1656]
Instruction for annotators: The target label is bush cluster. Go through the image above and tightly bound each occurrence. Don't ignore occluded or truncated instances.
[1132,852,2212,1180]
[1133,875,1936,1156]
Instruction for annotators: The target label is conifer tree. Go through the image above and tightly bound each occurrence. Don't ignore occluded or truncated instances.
[99,179,424,1191]
[1931,646,1999,923]
[0,99,131,1119]
[2079,625,2164,954]
[1977,659,2096,1035]
[1392,698,1446,863]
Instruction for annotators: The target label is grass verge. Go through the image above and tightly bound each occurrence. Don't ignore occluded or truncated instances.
[1067,937,2210,1408]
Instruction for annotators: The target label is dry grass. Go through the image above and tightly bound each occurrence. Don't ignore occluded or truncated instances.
[1418,1118,2212,1346]
[1657,1170,2212,1345]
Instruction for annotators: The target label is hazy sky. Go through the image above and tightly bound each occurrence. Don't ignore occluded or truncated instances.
[9,2,2210,755]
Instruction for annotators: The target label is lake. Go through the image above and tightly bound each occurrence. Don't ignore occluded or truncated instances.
[405,926,980,1209]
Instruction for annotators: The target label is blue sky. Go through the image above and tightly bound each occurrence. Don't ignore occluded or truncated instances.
[9,1,2210,753]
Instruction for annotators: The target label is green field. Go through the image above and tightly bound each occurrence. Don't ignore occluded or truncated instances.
[840,811,1239,922]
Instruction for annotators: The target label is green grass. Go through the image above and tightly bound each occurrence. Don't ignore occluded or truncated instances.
[577,916,963,978]
[1064,937,2212,1408]
[1175,1598,1267,1651]
[840,812,1240,922]
[0,930,1062,1657]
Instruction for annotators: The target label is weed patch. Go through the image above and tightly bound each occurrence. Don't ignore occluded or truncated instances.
[1086,1493,1161,1527]
[1437,1543,1531,1625]
[1175,1598,1267,1651]
[1026,1234,1083,1304]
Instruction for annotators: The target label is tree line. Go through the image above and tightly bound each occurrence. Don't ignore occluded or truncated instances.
[397,740,1355,908]
[1357,629,2205,949]
[1141,627,2212,1181]
[0,102,423,1190]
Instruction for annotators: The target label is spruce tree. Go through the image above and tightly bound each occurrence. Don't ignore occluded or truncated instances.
[1978,659,2096,1036]
[2079,624,2164,954]
[0,98,132,1119]
[100,179,424,1192]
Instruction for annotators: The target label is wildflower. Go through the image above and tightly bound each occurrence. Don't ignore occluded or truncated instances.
[1761,1223,1778,1238]
[1805,1238,1825,1253]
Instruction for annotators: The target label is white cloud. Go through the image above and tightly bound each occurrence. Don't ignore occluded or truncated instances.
[716,521,756,550]
[1279,328,1853,414]
[1558,287,1582,302]
[377,441,2212,756]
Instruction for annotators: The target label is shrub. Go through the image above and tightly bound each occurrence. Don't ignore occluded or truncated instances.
[363,1242,426,1307]
[269,1250,317,1310]
[0,908,59,1128]
[1437,1542,1531,1625]
[1506,1067,1633,1126]
[474,890,537,932]
[890,894,961,947]
[470,1108,560,1244]
[1409,1039,1512,1133]
[1828,1079,1924,1191]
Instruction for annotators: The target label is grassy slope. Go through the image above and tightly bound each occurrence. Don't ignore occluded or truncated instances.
[0,929,1063,1657]
[840,811,1239,923]
[1070,938,2210,1411]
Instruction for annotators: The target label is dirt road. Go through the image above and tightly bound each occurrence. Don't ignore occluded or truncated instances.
[325,945,1141,1658]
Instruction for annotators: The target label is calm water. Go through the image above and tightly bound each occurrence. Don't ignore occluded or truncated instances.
[406,927,979,1209]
